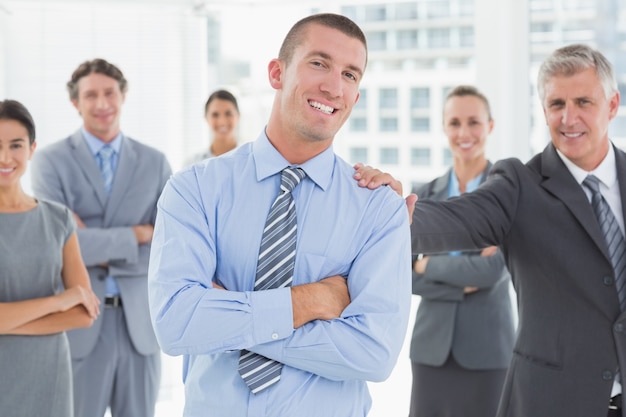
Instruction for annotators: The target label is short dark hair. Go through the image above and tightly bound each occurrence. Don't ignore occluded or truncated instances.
[278,13,367,67]
[204,89,239,115]
[67,58,128,100]
[0,99,36,144]
[445,85,493,121]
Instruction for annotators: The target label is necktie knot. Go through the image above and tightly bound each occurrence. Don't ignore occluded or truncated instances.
[583,174,601,195]
[280,167,306,194]
[98,145,115,161]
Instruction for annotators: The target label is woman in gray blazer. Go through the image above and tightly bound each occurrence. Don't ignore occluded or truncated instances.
[409,86,516,417]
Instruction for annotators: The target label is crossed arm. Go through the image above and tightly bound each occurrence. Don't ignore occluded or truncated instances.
[31,148,165,272]
[214,275,349,329]
[208,163,408,329]
[1,232,100,335]
[150,163,412,382]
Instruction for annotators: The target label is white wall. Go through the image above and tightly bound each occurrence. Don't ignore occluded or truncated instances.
[475,0,531,162]
[2,0,208,174]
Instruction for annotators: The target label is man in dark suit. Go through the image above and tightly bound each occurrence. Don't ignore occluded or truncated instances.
[407,43,625,416]
[31,58,171,417]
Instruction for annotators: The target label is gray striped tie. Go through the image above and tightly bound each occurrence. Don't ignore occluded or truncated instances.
[583,175,626,311]
[98,145,115,195]
[238,167,306,394]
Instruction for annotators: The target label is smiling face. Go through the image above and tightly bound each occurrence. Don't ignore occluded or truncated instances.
[542,67,619,171]
[205,98,240,142]
[72,72,126,143]
[266,22,366,159]
[0,119,36,189]
[443,95,493,165]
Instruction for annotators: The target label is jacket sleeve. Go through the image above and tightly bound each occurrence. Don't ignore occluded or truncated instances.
[413,250,506,301]
[30,149,139,269]
[411,159,521,254]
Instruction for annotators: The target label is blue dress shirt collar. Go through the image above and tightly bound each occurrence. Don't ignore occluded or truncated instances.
[81,126,123,157]
[253,129,334,191]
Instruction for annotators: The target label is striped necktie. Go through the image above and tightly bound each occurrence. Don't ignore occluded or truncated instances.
[98,145,115,195]
[238,167,306,394]
[583,175,626,311]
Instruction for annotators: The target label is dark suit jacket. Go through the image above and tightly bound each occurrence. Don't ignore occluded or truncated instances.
[411,143,626,416]
[410,163,515,370]
[31,130,172,359]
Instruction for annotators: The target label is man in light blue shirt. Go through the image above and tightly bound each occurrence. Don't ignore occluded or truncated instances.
[148,13,411,417]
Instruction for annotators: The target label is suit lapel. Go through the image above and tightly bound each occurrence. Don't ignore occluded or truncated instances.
[69,131,108,207]
[429,170,451,200]
[540,144,610,262]
[615,147,626,231]
[103,135,137,226]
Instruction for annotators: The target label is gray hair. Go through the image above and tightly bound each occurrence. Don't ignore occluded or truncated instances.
[537,44,617,101]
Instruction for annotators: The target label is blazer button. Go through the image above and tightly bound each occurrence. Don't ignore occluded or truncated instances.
[615,323,625,333]
[604,276,615,286]
[602,370,614,381]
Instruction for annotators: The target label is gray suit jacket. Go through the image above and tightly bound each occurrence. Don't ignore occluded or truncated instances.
[411,143,626,417]
[31,130,172,358]
[410,163,515,369]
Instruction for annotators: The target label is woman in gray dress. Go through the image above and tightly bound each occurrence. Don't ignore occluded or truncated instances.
[0,99,100,416]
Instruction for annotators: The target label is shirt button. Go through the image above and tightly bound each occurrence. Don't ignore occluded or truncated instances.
[602,370,614,381]
[604,276,615,286]
[271,333,278,340]
[615,323,625,333]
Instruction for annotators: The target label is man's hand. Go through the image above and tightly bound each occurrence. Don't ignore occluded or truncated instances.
[291,275,350,329]
[353,163,403,194]
[132,224,154,244]
[413,255,429,274]
[353,163,417,224]
[211,277,349,329]
[480,246,498,257]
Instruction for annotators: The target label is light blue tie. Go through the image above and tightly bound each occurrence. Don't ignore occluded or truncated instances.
[238,167,306,394]
[583,175,626,311]
[97,145,119,295]
[98,145,115,195]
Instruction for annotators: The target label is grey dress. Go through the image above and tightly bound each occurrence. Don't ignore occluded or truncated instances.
[0,199,75,417]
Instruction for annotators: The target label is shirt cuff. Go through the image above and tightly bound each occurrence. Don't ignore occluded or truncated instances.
[249,287,293,345]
